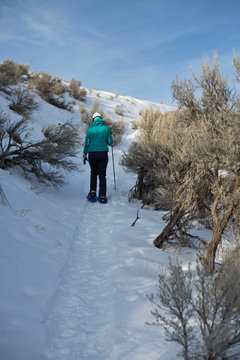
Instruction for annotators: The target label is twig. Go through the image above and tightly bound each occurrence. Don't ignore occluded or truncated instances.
[0,184,11,208]
[131,209,140,227]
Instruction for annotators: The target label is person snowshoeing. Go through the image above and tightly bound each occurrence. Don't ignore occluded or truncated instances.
[83,112,113,203]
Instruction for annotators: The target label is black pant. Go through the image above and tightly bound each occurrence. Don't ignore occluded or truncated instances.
[88,151,108,197]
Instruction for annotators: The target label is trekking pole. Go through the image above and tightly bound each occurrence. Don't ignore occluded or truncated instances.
[111,146,117,192]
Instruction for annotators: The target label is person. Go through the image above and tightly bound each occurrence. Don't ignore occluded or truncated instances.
[83,112,113,203]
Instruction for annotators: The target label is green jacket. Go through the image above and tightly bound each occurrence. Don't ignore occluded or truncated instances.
[83,117,113,155]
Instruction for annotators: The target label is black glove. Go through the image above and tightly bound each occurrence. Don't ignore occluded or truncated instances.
[83,155,88,165]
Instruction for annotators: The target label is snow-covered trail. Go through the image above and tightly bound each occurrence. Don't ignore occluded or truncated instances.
[0,161,191,360]
[41,192,166,360]
[0,85,184,359]
[42,198,117,359]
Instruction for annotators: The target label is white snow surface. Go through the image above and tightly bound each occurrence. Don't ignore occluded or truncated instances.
[0,87,201,360]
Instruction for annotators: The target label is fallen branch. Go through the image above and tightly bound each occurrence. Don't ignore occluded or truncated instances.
[131,209,140,227]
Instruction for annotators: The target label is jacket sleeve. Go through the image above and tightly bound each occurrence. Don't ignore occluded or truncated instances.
[107,128,113,146]
[83,131,90,155]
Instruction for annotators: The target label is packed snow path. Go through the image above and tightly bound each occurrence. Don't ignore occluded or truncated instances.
[41,194,168,360]
[0,85,183,359]
[43,199,120,359]
[43,204,116,360]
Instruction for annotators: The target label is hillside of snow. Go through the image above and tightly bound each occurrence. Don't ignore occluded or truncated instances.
[0,86,200,360]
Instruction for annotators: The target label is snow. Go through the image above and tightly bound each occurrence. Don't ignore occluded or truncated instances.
[0,86,197,360]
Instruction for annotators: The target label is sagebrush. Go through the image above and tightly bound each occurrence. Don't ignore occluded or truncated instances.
[122,53,240,272]
[0,59,29,90]
[0,111,80,186]
[149,253,240,360]
[9,87,39,117]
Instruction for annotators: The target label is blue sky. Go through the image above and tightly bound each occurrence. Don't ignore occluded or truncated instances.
[0,0,240,105]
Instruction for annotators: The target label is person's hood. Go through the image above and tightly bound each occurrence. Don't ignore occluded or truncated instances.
[92,117,105,126]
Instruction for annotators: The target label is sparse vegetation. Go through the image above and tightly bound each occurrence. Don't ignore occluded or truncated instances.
[79,106,92,127]
[91,100,101,118]
[122,106,174,207]
[68,78,87,101]
[131,119,139,130]
[149,253,240,360]
[0,59,90,185]
[9,87,39,117]
[0,59,86,109]
[105,118,125,146]
[0,59,29,90]
[0,184,11,207]
[114,105,124,116]
[0,111,80,186]
[28,71,72,110]
[28,71,66,98]
[122,53,240,272]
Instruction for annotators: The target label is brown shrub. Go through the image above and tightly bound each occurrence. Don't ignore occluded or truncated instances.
[79,106,92,127]
[122,107,176,207]
[114,105,124,116]
[91,99,101,117]
[0,111,80,186]
[28,71,72,110]
[104,118,125,146]
[68,78,87,101]
[9,87,39,117]
[0,58,29,89]
[122,53,240,272]
[28,71,66,100]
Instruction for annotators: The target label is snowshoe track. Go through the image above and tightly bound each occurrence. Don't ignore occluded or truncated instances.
[42,198,118,360]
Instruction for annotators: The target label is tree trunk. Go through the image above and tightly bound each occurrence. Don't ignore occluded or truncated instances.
[205,204,234,272]
[137,171,144,199]
[154,207,184,248]
[205,224,224,272]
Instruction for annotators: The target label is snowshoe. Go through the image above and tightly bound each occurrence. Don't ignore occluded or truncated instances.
[87,191,97,202]
[98,196,108,204]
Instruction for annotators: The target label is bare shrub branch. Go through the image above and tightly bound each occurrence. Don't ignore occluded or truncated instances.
[0,184,11,207]
[9,87,39,117]
[149,254,240,359]
[0,111,80,186]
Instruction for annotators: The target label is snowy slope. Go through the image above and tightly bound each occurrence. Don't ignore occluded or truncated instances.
[0,87,198,360]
